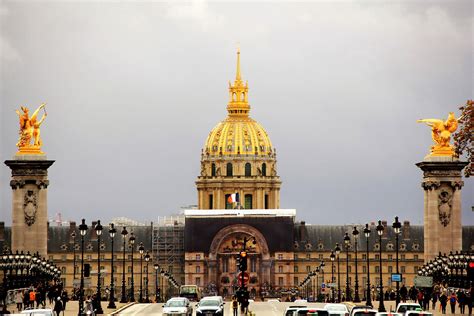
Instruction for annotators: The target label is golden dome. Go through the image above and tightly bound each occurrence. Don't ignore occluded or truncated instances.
[204,50,274,157]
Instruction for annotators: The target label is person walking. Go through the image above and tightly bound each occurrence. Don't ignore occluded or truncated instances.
[232,296,238,316]
[439,292,448,314]
[29,288,36,308]
[431,291,438,310]
[449,292,457,314]
[15,290,23,312]
[458,291,466,314]
[53,297,63,316]
[61,290,69,313]
[417,290,424,307]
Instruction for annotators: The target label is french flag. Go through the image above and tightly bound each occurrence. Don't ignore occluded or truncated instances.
[227,193,240,203]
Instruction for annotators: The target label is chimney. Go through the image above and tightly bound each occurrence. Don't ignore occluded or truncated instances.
[0,222,4,241]
[403,221,410,240]
[299,221,307,241]
[69,221,77,242]
[91,221,98,240]
[382,220,388,238]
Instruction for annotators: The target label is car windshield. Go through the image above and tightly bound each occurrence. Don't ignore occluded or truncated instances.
[399,306,420,313]
[166,300,186,307]
[327,306,347,311]
[200,300,220,306]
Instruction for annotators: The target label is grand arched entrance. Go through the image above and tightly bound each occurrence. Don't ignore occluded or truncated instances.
[208,224,271,298]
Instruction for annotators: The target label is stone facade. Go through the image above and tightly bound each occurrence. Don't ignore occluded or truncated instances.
[4,156,54,256]
[416,158,468,262]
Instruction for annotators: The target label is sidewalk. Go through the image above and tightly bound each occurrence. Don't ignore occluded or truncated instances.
[5,300,130,315]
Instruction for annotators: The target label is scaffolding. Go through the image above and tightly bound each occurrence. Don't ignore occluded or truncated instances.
[153,216,185,285]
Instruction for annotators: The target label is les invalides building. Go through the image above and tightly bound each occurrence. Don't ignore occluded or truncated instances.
[1,50,472,300]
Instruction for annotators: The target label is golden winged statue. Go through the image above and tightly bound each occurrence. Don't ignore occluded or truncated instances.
[417,112,459,157]
[15,103,47,155]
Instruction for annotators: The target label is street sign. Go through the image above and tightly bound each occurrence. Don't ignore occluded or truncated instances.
[391,273,402,282]
[237,272,250,286]
[414,276,433,288]
[321,283,326,289]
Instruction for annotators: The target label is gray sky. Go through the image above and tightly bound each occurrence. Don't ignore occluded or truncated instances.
[0,0,472,226]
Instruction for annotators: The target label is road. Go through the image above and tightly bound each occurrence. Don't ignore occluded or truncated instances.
[116,301,327,315]
[115,300,462,315]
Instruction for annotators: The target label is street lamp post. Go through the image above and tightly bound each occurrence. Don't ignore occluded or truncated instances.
[376,220,386,312]
[78,219,88,316]
[138,242,144,303]
[107,223,117,309]
[335,243,341,302]
[154,263,159,302]
[344,232,351,301]
[144,251,150,303]
[120,227,128,303]
[393,216,402,307]
[71,231,77,289]
[95,220,104,314]
[129,232,136,302]
[353,226,360,302]
[330,251,335,303]
[160,269,165,301]
[364,224,372,307]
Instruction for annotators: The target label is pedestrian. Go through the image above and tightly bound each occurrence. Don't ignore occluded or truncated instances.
[449,292,457,314]
[15,290,23,312]
[61,290,69,312]
[417,290,424,307]
[29,288,36,308]
[23,290,29,309]
[439,292,448,314]
[53,297,63,316]
[432,291,438,310]
[232,296,238,316]
[458,291,466,314]
[400,284,408,303]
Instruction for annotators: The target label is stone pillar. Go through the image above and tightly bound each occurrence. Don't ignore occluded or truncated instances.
[416,157,467,262]
[5,156,54,256]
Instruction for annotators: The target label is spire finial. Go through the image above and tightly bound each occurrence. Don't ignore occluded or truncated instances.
[236,45,241,81]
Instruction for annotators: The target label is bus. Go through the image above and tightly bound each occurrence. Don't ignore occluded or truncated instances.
[179,285,201,301]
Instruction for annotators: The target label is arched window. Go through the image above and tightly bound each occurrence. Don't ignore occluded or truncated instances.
[245,163,251,177]
[262,163,267,176]
[226,163,233,177]
[232,92,236,101]
[211,163,216,177]
[241,92,245,100]
[245,194,253,209]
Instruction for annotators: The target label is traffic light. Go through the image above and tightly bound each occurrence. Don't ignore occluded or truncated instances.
[468,261,474,282]
[84,263,91,277]
[239,251,248,272]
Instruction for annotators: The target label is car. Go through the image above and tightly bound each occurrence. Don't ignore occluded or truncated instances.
[196,296,225,316]
[294,299,308,304]
[405,311,432,316]
[350,308,378,316]
[285,305,308,316]
[162,297,193,316]
[293,307,321,315]
[395,303,422,315]
[324,303,350,316]
[20,309,54,316]
[347,305,374,316]
[376,313,403,316]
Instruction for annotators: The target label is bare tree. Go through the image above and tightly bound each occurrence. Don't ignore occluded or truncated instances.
[454,100,473,177]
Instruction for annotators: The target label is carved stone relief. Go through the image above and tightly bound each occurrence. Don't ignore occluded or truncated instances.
[438,184,453,227]
[23,190,38,226]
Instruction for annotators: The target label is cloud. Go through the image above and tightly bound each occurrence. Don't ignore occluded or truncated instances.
[164,0,224,30]
[0,2,20,63]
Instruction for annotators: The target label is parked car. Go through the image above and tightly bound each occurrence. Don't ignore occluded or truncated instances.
[376,312,403,316]
[162,297,193,316]
[395,303,422,315]
[285,305,308,316]
[325,303,350,316]
[347,305,375,316]
[196,296,225,316]
[20,309,54,316]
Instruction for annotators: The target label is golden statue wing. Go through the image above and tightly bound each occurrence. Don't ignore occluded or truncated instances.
[417,118,444,124]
